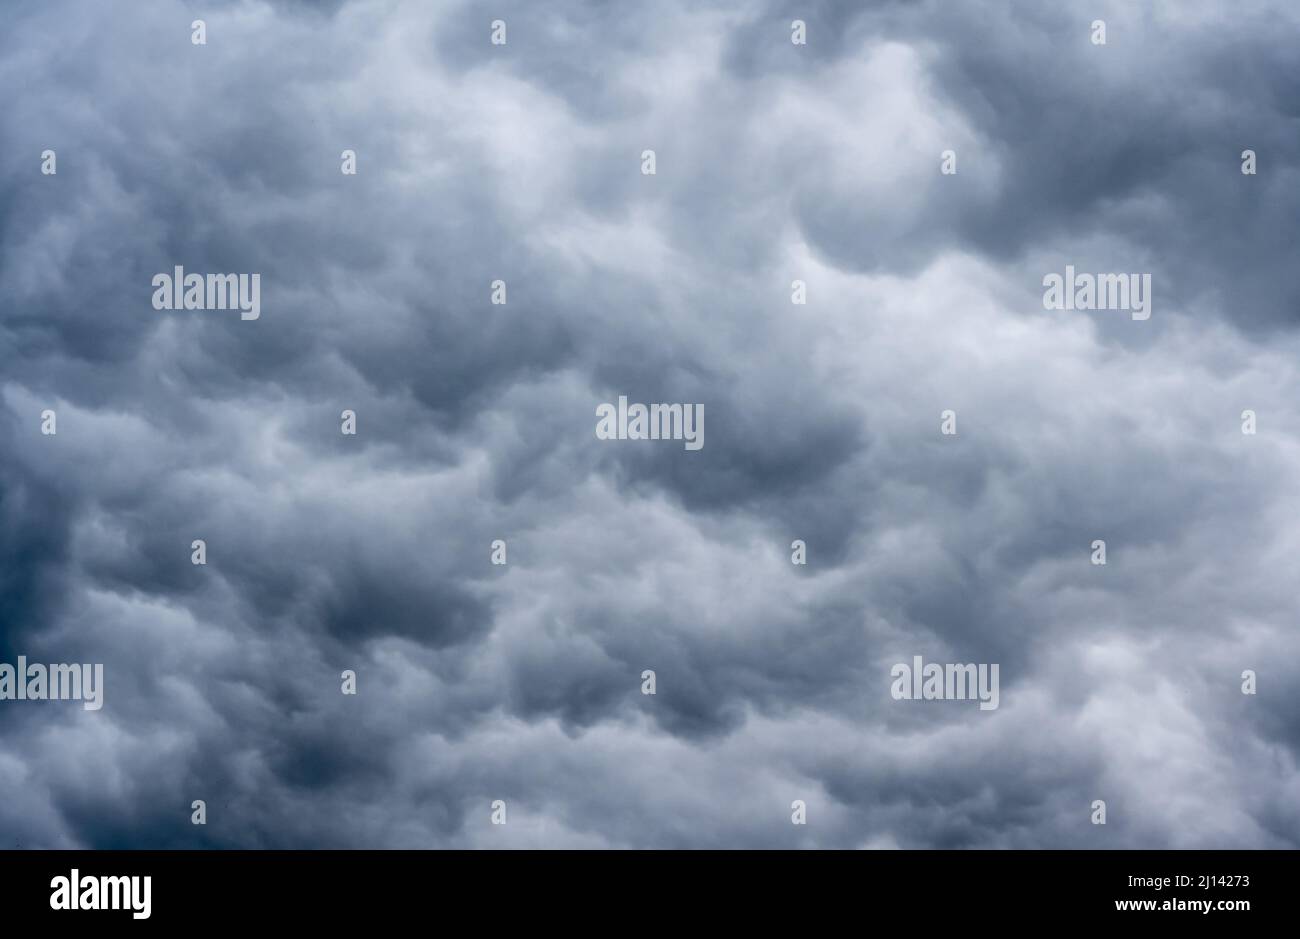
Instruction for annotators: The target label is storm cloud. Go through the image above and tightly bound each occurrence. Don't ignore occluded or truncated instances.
[1,0,1297,848]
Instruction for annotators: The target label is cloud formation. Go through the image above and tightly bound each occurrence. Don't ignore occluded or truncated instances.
[1,0,1297,848]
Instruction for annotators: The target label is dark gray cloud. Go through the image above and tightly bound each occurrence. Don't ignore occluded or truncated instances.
[0,0,1297,849]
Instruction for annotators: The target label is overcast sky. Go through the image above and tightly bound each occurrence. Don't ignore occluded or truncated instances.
[1,0,1298,848]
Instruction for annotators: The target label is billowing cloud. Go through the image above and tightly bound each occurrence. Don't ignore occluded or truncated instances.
[0,0,1296,849]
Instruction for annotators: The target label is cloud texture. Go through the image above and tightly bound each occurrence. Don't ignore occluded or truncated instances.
[1,0,1298,848]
